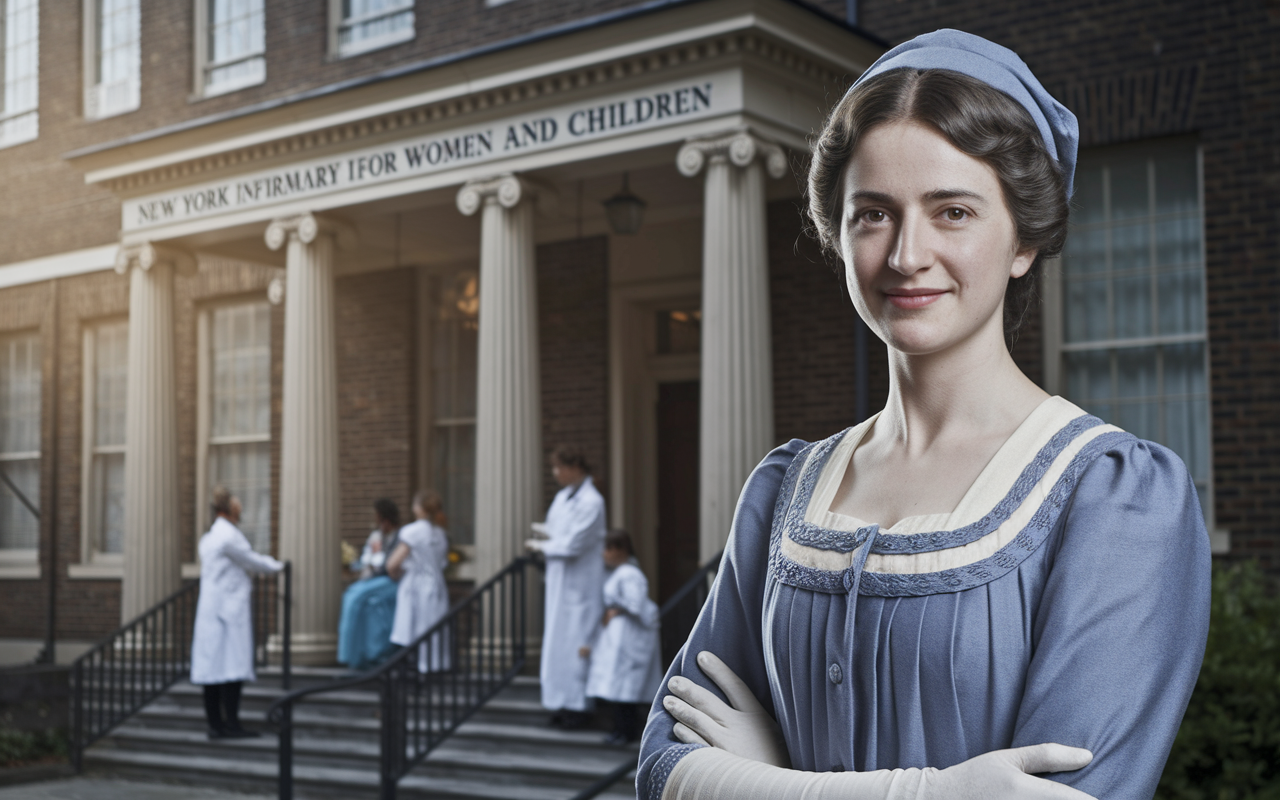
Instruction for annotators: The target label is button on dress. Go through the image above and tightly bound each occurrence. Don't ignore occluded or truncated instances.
[638,397,1211,800]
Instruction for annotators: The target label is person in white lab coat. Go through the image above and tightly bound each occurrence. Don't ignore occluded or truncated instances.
[191,488,283,739]
[387,490,452,672]
[585,530,663,745]
[525,445,607,729]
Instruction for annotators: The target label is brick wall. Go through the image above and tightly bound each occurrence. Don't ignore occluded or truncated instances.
[845,0,1280,568]
[770,198,889,445]
[537,236,610,510]
[334,267,418,548]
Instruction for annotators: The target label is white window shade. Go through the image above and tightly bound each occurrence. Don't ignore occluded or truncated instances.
[206,303,272,553]
[1059,140,1213,522]
[0,0,40,149]
[336,0,414,57]
[203,0,265,97]
[86,321,128,558]
[0,331,41,551]
[430,271,478,545]
[85,0,140,119]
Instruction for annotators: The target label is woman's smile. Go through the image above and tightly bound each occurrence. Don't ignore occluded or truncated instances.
[884,287,949,309]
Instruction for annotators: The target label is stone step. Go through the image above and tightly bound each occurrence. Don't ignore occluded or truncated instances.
[84,672,640,800]
[86,741,639,800]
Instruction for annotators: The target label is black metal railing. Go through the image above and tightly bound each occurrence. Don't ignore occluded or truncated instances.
[570,549,724,800]
[70,562,292,770]
[267,555,535,800]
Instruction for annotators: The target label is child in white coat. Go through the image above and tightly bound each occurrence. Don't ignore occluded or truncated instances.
[584,530,662,745]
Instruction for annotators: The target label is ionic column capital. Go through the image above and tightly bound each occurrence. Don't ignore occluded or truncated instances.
[456,174,555,217]
[677,129,788,179]
[114,242,196,276]
[265,213,356,251]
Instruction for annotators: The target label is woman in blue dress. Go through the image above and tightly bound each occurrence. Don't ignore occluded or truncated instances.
[337,497,402,670]
[638,30,1211,800]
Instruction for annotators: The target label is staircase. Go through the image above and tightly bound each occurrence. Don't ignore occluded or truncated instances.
[82,666,640,800]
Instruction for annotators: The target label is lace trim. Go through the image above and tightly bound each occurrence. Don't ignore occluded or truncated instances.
[645,743,705,800]
[784,434,878,553]
[870,414,1103,554]
[767,422,1134,596]
[859,431,1132,596]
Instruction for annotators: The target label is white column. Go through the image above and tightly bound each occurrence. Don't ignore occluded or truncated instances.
[116,243,193,622]
[266,213,343,664]
[678,131,787,561]
[457,175,543,582]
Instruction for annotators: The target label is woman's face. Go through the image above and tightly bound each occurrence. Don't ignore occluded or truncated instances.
[839,121,1035,357]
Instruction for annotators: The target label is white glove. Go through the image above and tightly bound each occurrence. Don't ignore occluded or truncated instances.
[663,650,790,768]
[524,538,545,553]
[916,744,1095,800]
[664,746,1097,800]
[661,650,1095,800]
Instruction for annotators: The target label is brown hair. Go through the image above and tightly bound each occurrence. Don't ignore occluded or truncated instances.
[551,445,590,474]
[807,68,1069,345]
[412,489,447,528]
[604,529,634,556]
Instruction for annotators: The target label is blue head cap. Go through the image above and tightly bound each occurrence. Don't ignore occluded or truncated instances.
[849,29,1079,199]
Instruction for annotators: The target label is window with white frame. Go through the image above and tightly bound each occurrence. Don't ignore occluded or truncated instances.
[82,320,127,563]
[332,0,414,58]
[199,303,272,554]
[84,0,140,119]
[0,0,39,149]
[0,331,41,554]
[1054,139,1212,522]
[430,271,477,545]
[196,0,265,97]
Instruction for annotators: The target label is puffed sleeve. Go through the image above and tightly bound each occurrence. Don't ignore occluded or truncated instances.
[636,440,806,800]
[1012,437,1211,800]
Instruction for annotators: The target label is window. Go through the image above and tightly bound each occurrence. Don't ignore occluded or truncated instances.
[196,0,264,97]
[84,0,140,119]
[1050,139,1213,526]
[0,0,39,149]
[332,0,413,58]
[81,321,127,568]
[198,303,272,554]
[430,272,477,545]
[0,332,41,557]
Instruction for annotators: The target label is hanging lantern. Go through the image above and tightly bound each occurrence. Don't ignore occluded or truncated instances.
[602,172,647,235]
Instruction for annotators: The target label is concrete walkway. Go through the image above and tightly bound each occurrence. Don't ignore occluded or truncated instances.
[0,776,274,800]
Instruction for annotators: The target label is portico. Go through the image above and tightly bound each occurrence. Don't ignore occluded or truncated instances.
[64,0,882,661]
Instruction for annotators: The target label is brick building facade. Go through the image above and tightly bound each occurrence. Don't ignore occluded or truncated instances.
[0,0,1274,662]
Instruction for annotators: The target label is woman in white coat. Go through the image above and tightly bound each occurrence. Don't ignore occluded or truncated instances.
[191,488,283,739]
[387,490,452,672]
[585,530,663,745]
[525,445,607,729]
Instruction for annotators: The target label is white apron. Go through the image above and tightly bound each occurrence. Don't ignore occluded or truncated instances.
[190,517,283,685]
[539,476,607,711]
[586,561,663,704]
[389,519,452,671]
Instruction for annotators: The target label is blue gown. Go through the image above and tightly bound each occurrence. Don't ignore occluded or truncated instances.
[638,398,1210,800]
[337,575,398,670]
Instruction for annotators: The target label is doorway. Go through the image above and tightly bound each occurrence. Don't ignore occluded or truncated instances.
[655,380,699,604]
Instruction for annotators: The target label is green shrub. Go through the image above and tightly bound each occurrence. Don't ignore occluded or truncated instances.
[1157,561,1280,800]
[0,727,66,767]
